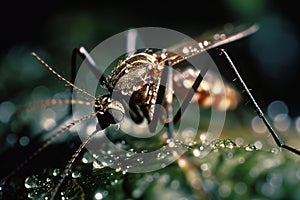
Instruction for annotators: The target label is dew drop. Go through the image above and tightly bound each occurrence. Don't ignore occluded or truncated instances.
[82,152,94,164]
[254,140,263,149]
[93,160,107,169]
[210,139,224,149]
[126,152,134,157]
[271,148,279,154]
[71,171,81,178]
[201,163,209,171]
[52,168,60,176]
[157,152,166,160]
[94,192,103,200]
[224,139,237,149]
[111,179,118,185]
[25,175,39,189]
[245,144,256,152]
[182,47,189,54]
[115,167,122,172]
[193,148,201,157]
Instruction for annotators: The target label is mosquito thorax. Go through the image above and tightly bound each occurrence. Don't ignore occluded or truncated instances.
[104,52,161,94]
[94,95,125,130]
[102,52,166,124]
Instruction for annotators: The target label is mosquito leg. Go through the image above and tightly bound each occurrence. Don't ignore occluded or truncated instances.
[165,62,175,138]
[172,66,208,125]
[218,48,300,156]
[49,128,100,200]
[126,29,138,56]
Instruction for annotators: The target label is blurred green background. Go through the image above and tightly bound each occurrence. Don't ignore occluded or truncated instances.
[1,1,300,199]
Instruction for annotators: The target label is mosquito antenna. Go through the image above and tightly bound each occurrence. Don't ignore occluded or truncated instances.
[1,111,97,183]
[49,127,100,200]
[218,48,300,156]
[32,52,97,100]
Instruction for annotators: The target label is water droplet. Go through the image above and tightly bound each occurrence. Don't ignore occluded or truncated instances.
[182,47,189,54]
[82,152,94,164]
[271,148,279,154]
[115,139,127,149]
[27,191,46,199]
[93,160,108,169]
[136,157,144,164]
[94,192,103,200]
[71,171,81,178]
[224,139,237,149]
[157,152,166,160]
[141,149,148,153]
[24,175,39,189]
[201,163,209,171]
[19,136,30,147]
[115,167,122,172]
[193,148,201,157]
[52,168,60,176]
[167,140,175,148]
[210,139,224,149]
[252,141,262,150]
[245,144,256,152]
[126,152,134,157]
[111,179,118,185]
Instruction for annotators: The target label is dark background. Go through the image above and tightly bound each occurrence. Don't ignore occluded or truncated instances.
[1,1,300,116]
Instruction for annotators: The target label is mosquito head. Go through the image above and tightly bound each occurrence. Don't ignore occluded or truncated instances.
[94,95,125,130]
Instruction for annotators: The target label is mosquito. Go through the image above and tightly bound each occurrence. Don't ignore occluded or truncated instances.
[1,22,299,200]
